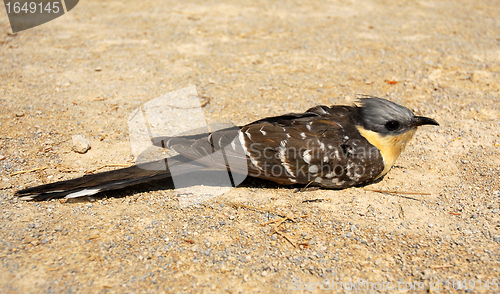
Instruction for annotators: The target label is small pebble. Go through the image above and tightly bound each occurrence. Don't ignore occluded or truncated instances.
[72,135,91,154]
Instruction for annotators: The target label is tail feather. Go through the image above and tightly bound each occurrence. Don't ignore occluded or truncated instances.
[15,158,205,201]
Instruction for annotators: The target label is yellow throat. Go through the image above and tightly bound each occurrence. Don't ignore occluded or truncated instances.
[356,126,417,178]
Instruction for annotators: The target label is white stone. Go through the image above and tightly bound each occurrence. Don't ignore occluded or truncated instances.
[72,135,91,154]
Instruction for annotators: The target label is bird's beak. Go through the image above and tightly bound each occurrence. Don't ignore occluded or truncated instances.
[412,116,439,127]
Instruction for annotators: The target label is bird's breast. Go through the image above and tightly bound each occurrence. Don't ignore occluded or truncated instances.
[356,126,417,178]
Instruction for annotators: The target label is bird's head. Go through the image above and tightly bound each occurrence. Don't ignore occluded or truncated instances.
[354,97,439,178]
[356,97,439,135]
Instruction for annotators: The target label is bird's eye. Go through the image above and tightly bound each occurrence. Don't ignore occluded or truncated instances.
[385,120,400,131]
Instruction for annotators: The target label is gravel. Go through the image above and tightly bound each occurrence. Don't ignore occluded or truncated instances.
[1,0,500,293]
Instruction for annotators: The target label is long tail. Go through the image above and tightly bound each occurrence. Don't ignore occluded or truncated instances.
[15,158,204,201]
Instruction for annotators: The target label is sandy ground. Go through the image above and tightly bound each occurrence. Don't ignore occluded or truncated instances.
[1,0,500,293]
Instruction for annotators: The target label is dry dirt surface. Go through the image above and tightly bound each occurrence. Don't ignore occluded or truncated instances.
[1,0,500,293]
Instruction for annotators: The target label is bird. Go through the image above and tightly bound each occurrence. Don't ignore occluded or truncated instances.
[15,97,439,201]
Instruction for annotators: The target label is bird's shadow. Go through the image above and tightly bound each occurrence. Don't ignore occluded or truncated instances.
[65,173,288,203]
[63,171,385,203]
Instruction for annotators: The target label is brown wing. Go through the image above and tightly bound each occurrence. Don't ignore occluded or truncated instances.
[152,105,385,188]
[239,105,385,188]
[150,111,324,175]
